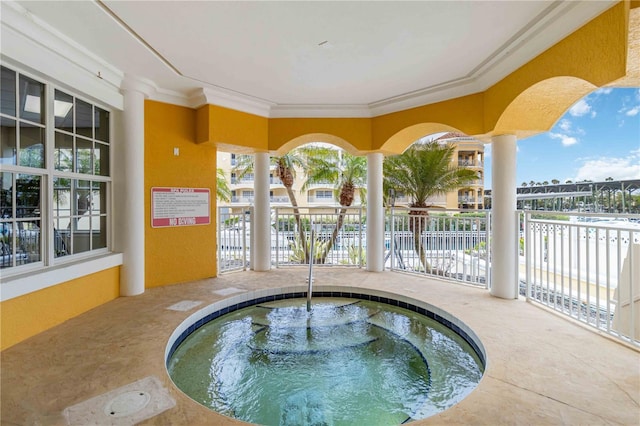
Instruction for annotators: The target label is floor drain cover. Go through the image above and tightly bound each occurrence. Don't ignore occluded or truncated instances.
[104,391,151,417]
[63,376,175,425]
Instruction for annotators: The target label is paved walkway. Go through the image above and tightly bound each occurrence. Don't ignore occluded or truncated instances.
[1,268,638,425]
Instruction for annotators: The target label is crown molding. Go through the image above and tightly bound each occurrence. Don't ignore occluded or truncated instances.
[187,87,276,117]
[269,104,372,118]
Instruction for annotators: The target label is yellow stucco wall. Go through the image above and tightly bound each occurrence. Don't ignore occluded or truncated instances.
[373,94,486,152]
[145,101,218,287]
[196,104,269,153]
[0,267,120,351]
[269,118,373,153]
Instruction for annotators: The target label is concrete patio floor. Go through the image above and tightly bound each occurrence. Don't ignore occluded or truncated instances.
[1,268,638,425]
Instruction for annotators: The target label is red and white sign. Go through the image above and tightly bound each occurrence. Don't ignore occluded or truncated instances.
[151,187,210,228]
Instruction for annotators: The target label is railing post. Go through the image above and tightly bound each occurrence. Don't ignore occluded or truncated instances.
[275,208,280,269]
[486,211,491,290]
[358,207,363,268]
[524,211,530,301]
[390,207,395,271]
[243,210,249,271]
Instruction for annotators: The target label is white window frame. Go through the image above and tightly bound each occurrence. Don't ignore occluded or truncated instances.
[0,64,120,299]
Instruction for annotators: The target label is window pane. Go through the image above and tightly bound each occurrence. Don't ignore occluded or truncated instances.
[1,66,16,117]
[76,99,92,138]
[54,90,74,132]
[19,75,44,124]
[72,219,90,254]
[53,177,71,258]
[1,117,17,165]
[0,172,12,218]
[95,142,109,175]
[92,215,107,250]
[74,180,91,216]
[54,223,69,258]
[17,220,41,264]
[53,177,72,218]
[1,221,13,268]
[55,132,73,172]
[76,137,92,174]
[19,123,44,168]
[92,181,106,214]
[16,174,40,218]
[94,107,109,142]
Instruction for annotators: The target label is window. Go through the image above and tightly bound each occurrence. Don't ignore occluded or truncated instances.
[0,172,42,268]
[53,88,110,258]
[316,190,333,199]
[0,65,111,272]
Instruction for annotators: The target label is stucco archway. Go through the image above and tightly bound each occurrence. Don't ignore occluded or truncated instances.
[493,76,597,139]
[379,123,463,155]
[274,133,360,156]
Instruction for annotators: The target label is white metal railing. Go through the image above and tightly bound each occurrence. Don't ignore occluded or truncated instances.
[218,205,640,347]
[217,206,253,273]
[386,207,490,287]
[521,211,640,347]
[274,206,364,267]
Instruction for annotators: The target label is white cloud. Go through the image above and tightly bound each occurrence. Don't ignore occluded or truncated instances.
[625,106,640,116]
[569,99,592,117]
[574,151,640,181]
[549,132,578,146]
[558,119,572,132]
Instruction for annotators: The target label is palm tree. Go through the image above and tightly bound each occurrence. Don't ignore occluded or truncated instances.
[232,146,327,261]
[216,168,231,202]
[303,149,367,262]
[383,141,478,273]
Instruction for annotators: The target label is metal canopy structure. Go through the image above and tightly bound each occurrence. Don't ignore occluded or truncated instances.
[484,179,640,213]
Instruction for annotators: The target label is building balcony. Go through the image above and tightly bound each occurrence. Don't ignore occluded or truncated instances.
[458,160,484,167]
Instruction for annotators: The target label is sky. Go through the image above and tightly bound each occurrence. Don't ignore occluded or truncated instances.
[483,87,640,189]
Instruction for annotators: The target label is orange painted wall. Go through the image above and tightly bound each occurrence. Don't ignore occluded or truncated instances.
[145,101,218,287]
[0,267,120,350]
[197,104,269,152]
[372,94,485,151]
[268,117,373,152]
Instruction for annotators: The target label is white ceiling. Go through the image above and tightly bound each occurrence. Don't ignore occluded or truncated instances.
[11,0,616,117]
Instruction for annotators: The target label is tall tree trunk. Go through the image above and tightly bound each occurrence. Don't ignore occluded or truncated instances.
[319,207,347,263]
[284,184,309,263]
[409,208,441,274]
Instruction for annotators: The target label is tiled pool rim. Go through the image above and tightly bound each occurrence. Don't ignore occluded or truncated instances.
[165,285,487,369]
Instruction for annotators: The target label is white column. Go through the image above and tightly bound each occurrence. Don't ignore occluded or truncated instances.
[490,134,518,299]
[118,78,149,296]
[253,152,271,271]
[366,152,384,272]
